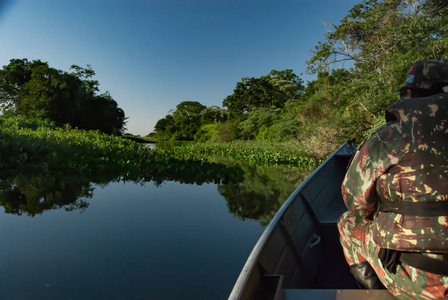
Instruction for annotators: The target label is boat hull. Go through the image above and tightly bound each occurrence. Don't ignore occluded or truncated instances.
[229,142,397,300]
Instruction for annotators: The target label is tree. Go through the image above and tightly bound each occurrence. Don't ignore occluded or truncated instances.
[223,69,304,119]
[80,92,127,135]
[0,59,46,113]
[0,58,127,134]
[17,62,63,120]
[305,0,448,141]
[174,101,206,116]
[200,106,227,124]
[154,101,209,141]
[69,64,99,95]
[307,0,448,75]
[238,107,278,140]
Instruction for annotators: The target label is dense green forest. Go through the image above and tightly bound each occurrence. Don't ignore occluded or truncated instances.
[1,0,447,161]
[152,0,448,157]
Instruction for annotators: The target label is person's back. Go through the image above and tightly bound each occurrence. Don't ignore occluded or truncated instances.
[338,59,448,299]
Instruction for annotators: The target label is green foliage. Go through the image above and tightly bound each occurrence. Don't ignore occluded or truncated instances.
[171,142,323,170]
[215,122,233,142]
[361,114,387,139]
[152,0,447,158]
[194,124,219,142]
[304,0,448,142]
[238,107,278,140]
[154,101,215,141]
[258,117,301,142]
[200,106,227,124]
[222,69,304,119]
[0,58,126,135]
[0,116,243,189]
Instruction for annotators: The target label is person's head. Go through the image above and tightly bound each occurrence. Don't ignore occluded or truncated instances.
[398,59,448,99]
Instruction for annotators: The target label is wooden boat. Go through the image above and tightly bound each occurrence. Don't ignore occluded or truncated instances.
[229,142,396,300]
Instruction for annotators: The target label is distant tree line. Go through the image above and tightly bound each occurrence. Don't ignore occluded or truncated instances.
[154,101,227,141]
[0,59,126,135]
[153,0,448,155]
[154,69,304,142]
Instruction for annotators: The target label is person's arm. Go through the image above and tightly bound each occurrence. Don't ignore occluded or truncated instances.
[341,123,404,217]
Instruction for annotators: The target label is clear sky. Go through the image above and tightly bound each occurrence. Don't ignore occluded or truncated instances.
[0,0,359,136]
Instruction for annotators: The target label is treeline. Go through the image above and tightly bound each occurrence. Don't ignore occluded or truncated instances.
[152,0,448,157]
[153,69,303,142]
[0,59,126,135]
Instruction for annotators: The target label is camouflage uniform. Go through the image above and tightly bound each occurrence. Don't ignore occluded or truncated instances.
[338,59,448,299]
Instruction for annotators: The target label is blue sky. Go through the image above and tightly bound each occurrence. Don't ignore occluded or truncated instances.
[0,0,359,136]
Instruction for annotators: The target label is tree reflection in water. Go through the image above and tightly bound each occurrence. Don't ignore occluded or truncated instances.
[213,158,312,226]
[0,158,244,217]
[0,171,96,216]
[0,157,311,223]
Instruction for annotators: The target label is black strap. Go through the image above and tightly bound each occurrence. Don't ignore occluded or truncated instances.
[379,249,448,276]
[380,201,448,216]
[400,252,448,276]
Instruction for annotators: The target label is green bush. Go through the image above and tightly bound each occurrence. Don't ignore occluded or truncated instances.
[194,124,219,142]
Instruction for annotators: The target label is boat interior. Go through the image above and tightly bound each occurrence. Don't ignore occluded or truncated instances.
[235,146,396,299]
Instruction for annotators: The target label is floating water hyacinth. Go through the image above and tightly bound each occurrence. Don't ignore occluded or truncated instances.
[0,116,243,186]
[172,145,322,170]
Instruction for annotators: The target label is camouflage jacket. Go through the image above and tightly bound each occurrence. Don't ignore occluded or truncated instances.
[341,123,404,217]
[373,93,448,252]
[342,93,448,253]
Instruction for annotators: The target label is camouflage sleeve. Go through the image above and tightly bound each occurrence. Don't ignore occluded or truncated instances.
[341,123,404,217]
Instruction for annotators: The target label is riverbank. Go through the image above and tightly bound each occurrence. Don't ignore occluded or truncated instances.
[0,115,336,181]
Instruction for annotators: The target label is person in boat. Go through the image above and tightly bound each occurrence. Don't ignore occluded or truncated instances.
[337,59,448,299]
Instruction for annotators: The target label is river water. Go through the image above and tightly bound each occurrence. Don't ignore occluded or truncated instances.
[0,161,309,299]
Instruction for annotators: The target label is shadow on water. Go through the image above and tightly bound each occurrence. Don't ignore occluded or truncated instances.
[0,156,311,224]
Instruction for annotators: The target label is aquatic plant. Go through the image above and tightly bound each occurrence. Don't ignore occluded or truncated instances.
[171,143,323,170]
[0,116,243,185]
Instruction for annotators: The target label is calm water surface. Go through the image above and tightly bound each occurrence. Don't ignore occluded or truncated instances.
[0,163,308,299]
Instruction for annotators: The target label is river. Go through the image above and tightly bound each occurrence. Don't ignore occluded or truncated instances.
[0,160,310,299]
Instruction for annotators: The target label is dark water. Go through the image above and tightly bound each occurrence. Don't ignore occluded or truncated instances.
[0,162,309,299]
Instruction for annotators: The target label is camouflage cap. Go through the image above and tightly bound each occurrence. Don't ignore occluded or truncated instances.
[396,59,448,92]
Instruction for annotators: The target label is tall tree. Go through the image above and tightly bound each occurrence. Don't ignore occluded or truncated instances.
[223,69,304,119]
[200,106,227,124]
[154,101,207,141]
[0,58,127,134]
[308,0,448,75]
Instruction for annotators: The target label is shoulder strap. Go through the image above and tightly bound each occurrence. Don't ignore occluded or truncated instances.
[380,201,448,216]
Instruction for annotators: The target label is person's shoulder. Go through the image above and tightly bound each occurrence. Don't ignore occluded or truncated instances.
[358,122,402,150]
[375,122,402,138]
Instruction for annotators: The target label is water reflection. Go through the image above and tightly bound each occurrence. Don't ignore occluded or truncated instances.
[0,157,310,224]
[215,159,311,226]
[0,158,243,216]
[0,145,312,299]
[0,171,96,216]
